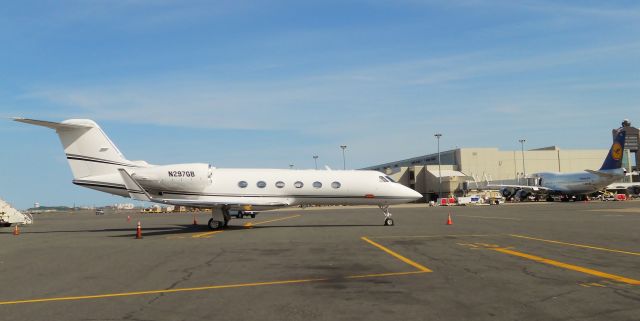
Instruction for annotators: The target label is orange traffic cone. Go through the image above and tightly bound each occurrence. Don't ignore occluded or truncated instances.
[127,215,131,222]
[446,213,453,225]
[136,221,142,239]
[13,225,20,236]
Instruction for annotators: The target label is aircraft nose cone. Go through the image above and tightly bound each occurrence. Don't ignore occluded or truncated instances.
[405,187,423,200]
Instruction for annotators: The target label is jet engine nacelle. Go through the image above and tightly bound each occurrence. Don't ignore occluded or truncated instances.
[500,188,515,198]
[132,163,212,191]
[629,186,640,195]
[515,189,530,201]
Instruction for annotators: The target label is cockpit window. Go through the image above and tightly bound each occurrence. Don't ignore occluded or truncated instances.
[379,176,389,182]
[385,176,396,182]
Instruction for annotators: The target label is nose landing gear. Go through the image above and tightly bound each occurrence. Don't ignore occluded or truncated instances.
[379,205,394,226]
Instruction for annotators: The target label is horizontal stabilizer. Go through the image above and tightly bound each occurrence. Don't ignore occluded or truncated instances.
[585,169,617,178]
[13,118,92,130]
[118,169,152,202]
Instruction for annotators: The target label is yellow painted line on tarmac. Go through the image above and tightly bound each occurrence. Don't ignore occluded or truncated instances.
[243,214,301,228]
[345,271,428,279]
[0,270,426,306]
[191,230,224,239]
[510,234,640,257]
[457,243,479,248]
[361,237,432,272]
[581,282,606,288]
[0,278,328,306]
[491,247,640,286]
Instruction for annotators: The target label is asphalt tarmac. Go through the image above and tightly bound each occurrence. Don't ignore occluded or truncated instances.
[1,201,639,321]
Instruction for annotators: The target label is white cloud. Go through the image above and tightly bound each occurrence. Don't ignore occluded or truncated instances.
[17,41,640,151]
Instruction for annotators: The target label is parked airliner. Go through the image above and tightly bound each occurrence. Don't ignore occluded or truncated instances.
[490,124,628,201]
[15,118,422,229]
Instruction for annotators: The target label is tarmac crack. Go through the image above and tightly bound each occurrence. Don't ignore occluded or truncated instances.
[571,306,640,321]
[537,289,577,303]
[612,288,640,302]
[147,250,225,305]
[521,266,566,283]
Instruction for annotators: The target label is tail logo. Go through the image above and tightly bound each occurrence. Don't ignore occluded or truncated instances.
[612,142,623,161]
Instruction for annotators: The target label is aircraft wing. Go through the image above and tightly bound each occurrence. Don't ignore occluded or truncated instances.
[485,184,552,192]
[605,182,640,190]
[153,198,290,208]
[118,169,152,202]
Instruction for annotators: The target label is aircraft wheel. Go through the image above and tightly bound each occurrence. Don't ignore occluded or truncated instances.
[384,218,394,226]
[208,218,223,230]
[251,214,256,218]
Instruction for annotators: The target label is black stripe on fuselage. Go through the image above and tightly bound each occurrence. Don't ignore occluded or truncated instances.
[73,180,126,190]
[66,154,139,167]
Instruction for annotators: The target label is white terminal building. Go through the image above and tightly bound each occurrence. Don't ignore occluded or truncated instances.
[363,124,639,201]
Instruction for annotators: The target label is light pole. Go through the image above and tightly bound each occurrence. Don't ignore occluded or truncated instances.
[340,145,347,170]
[519,139,526,183]
[434,133,442,199]
[313,155,319,170]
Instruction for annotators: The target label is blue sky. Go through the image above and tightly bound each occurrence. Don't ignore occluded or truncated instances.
[1,1,639,209]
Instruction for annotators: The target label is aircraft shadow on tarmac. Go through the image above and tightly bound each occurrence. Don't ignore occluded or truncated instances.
[106,224,382,237]
[6,223,381,237]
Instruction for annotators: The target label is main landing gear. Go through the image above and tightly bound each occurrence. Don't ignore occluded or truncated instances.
[379,205,394,226]
[207,208,231,230]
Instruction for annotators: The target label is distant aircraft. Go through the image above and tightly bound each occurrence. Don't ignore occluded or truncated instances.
[605,174,640,196]
[15,118,422,229]
[489,124,628,201]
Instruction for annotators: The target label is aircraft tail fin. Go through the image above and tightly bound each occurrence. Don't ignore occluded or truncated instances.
[599,127,626,171]
[14,118,141,178]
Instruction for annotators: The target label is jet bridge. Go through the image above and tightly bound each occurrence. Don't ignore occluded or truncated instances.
[0,198,33,226]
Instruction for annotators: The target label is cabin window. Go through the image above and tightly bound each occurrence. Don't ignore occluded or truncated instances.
[313,181,322,189]
[257,181,267,188]
[275,181,285,188]
[331,181,341,189]
[294,181,304,188]
[238,181,248,188]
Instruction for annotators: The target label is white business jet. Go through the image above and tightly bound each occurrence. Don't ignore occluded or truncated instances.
[15,118,422,229]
